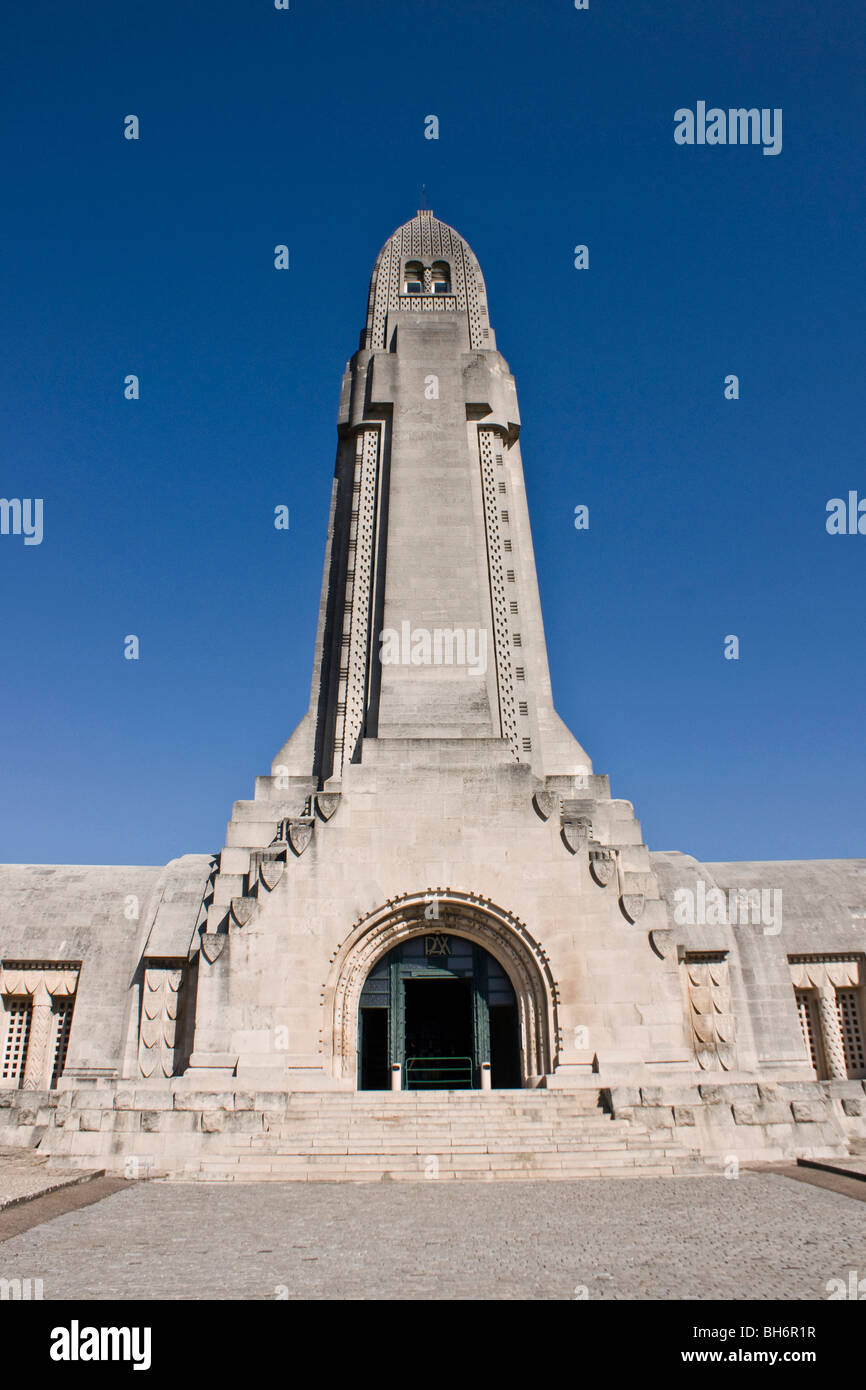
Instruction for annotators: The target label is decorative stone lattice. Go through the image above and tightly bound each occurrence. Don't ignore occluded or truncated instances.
[478,427,519,759]
[683,955,736,1071]
[364,212,490,351]
[333,427,380,773]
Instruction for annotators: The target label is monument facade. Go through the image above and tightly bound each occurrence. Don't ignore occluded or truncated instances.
[1,212,864,1178]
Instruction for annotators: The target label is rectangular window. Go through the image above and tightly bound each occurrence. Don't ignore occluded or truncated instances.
[795,990,823,1077]
[510,601,519,614]
[518,701,528,716]
[836,988,866,1077]
[51,999,75,1088]
[1,999,31,1085]
[503,540,512,552]
[506,570,515,582]
[500,511,509,525]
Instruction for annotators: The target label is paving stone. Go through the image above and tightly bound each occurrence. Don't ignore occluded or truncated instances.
[0,1173,863,1300]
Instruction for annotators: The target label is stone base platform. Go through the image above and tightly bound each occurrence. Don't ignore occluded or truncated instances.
[0,1076,864,1182]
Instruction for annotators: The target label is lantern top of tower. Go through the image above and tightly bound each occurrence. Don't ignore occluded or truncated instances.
[361,211,493,351]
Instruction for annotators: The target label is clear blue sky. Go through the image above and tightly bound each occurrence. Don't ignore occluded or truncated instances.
[1,0,864,866]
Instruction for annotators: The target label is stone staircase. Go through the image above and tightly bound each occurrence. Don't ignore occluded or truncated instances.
[178,1090,706,1182]
[0,1086,710,1181]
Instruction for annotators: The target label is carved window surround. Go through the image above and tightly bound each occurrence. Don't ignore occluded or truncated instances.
[0,962,80,1091]
[789,955,864,1080]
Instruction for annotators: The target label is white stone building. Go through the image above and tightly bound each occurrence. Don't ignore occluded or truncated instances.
[1,212,864,1178]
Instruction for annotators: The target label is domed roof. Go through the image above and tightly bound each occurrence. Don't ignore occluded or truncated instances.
[361,210,492,351]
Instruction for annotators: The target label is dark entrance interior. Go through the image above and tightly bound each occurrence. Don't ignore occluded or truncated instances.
[489,1004,520,1089]
[359,1008,389,1090]
[405,978,473,1089]
[358,934,522,1090]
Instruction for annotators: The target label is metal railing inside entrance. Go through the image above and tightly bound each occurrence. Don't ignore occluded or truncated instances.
[404,1056,473,1089]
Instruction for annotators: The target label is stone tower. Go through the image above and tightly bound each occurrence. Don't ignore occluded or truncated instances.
[187,210,684,1090]
[2,211,864,1176]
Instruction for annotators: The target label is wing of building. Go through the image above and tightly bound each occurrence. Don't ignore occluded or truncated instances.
[2,212,864,1177]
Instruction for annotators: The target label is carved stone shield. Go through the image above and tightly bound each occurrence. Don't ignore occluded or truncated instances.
[201,931,227,963]
[259,859,285,892]
[533,789,558,821]
[620,893,645,923]
[649,928,675,960]
[589,850,616,887]
[231,896,256,928]
[561,817,592,855]
[288,818,314,856]
[316,793,340,822]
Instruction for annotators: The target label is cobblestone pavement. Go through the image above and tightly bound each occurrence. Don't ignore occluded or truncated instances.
[0,1172,863,1300]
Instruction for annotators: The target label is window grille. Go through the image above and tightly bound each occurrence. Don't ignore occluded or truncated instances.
[1,999,31,1084]
[51,999,74,1088]
[795,990,823,1076]
[836,988,866,1077]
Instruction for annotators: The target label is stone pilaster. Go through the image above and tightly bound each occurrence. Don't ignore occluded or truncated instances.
[21,982,54,1091]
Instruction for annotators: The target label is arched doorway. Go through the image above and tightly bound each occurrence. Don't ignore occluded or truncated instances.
[358,935,521,1090]
[325,890,557,1089]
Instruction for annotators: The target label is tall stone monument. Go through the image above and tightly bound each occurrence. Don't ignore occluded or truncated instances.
[1,211,864,1176]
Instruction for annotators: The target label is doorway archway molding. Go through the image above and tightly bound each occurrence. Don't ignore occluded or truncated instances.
[325,889,559,1085]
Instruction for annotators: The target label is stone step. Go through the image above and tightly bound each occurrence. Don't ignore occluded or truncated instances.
[171,1157,696,1182]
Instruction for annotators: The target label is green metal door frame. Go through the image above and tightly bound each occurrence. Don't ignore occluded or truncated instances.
[388,953,405,1074]
[370,935,497,1090]
[472,944,490,1088]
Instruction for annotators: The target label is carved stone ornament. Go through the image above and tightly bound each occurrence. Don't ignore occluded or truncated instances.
[288,818,314,856]
[259,859,285,892]
[532,789,558,821]
[316,793,341,822]
[589,850,616,887]
[649,928,675,960]
[200,931,227,963]
[685,958,736,1071]
[561,817,592,855]
[138,967,183,1079]
[620,893,645,923]
[230,897,256,928]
